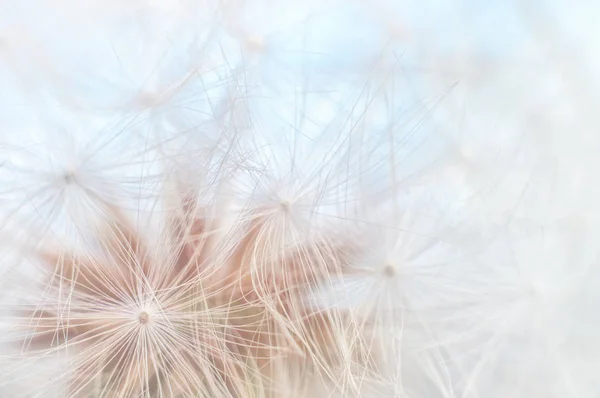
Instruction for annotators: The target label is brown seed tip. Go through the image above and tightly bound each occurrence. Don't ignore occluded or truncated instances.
[138,311,150,325]
[280,199,291,212]
[383,264,397,278]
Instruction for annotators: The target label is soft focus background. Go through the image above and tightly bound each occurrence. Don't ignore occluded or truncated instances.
[0,1,599,397]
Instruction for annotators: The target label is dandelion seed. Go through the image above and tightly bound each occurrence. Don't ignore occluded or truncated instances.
[137,311,150,325]
[382,263,397,279]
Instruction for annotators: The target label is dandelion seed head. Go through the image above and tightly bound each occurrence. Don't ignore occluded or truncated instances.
[245,35,267,54]
[136,310,150,325]
[4,1,598,397]
[279,198,292,213]
[61,170,77,185]
[136,91,163,109]
[382,262,397,279]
